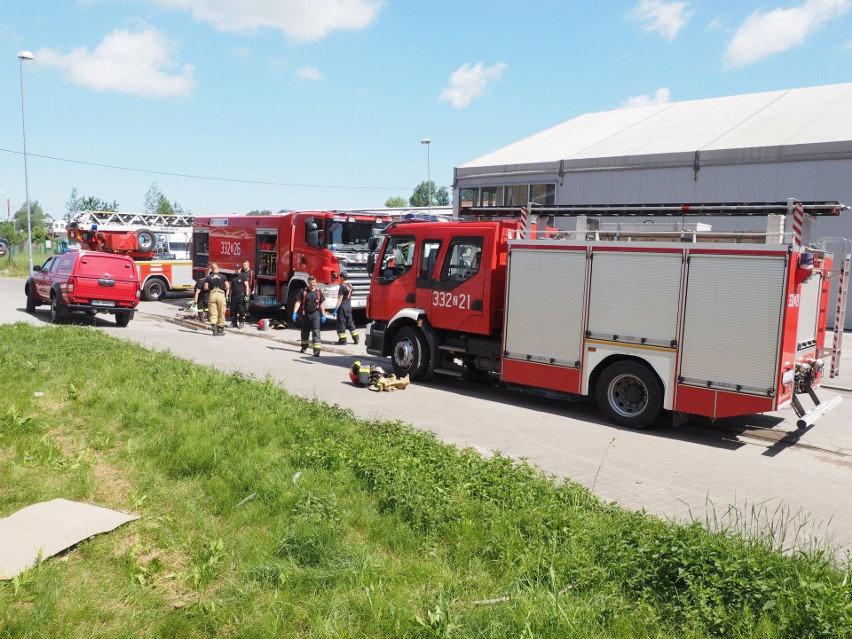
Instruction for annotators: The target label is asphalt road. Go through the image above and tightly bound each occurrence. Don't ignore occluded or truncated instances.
[4,277,852,559]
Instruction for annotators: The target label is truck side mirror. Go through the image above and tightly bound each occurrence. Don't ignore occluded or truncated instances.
[367,236,379,252]
[367,253,375,276]
[305,218,320,248]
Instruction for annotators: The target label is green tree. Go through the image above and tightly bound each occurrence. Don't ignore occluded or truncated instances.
[79,196,119,212]
[247,210,273,216]
[435,187,450,206]
[65,188,82,221]
[65,188,120,219]
[409,181,449,207]
[0,221,20,244]
[14,201,49,244]
[384,196,407,208]
[144,183,186,216]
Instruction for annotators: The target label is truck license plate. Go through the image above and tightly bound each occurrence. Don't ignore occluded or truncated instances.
[91,300,116,307]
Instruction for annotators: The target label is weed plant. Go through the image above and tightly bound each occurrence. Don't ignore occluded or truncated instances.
[0,324,850,638]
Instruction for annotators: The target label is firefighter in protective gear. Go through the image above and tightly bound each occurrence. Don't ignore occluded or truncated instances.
[229,265,248,328]
[204,263,230,335]
[334,273,359,345]
[193,277,209,320]
[292,275,326,356]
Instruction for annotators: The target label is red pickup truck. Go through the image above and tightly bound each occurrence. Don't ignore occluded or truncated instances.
[24,251,141,326]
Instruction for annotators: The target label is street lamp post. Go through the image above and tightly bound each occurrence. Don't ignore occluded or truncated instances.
[18,50,34,275]
[420,137,432,215]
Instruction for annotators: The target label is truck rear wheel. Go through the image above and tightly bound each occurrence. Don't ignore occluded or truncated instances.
[595,361,663,429]
[142,278,167,301]
[50,294,68,324]
[115,312,131,327]
[391,327,429,380]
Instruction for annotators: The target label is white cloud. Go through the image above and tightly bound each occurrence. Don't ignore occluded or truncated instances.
[155,0,384,44]
[438,62,507,109]
[707,16,725,31]
[35,28,194,98]
[297,66,323,81]
[631,0,694,40]
[230,46,251,59]
[725,0,852,68]
[620,87,672,109]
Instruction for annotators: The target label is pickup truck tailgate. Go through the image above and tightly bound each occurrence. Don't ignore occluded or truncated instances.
[71,256,139,306]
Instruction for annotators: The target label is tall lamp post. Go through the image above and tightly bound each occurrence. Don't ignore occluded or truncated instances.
[420,137,432,215]
[18,50,34,275]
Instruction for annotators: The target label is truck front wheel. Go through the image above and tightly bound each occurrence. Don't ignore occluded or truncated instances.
[142,278,167,301]
[595,361,663,429]
[391,327,429,380]
[26,285,38,313]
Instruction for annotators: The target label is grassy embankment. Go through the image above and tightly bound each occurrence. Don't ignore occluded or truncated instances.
[0,323,850,638]
[0,247,54,279]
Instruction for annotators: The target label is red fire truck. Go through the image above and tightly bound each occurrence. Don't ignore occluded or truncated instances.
[192,211,395,313]
[365,199,850,429]
[66,222,195,301]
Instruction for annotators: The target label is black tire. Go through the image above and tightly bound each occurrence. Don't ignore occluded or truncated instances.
[142,278,167,301]
[595,360,663,429]
[50,294,68,324]
[136,229,156,252]
[25,284,37,313]
[391,326,429,380]
[115,312,131,327]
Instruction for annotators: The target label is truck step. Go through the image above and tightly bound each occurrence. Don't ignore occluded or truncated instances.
[433,367,464,378]
[438,344,467,353]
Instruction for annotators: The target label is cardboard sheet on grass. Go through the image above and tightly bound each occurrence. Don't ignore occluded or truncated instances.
[0,499,138,579]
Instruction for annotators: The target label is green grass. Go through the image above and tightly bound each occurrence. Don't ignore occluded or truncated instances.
[0,323,850,638]
[0,247,55,278]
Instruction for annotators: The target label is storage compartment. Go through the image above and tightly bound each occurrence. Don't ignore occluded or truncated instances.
[256,230,278,278]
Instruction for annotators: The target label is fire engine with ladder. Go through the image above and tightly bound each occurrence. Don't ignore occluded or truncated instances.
[365,199,850,429]
[63,211,195,301]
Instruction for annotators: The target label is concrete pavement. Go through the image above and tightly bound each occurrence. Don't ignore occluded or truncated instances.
[3,278,852,560]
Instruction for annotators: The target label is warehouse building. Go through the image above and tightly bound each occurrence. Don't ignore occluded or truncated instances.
[453,82,852,327]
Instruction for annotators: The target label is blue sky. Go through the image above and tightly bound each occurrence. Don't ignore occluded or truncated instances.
[1,0,851,219]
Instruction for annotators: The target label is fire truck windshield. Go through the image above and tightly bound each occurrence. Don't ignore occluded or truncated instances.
[326,221,375,251]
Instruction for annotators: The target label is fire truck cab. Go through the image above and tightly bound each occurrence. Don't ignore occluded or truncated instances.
[193,211,393,314]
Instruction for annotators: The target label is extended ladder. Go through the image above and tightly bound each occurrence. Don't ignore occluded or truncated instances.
[71,210,194,229]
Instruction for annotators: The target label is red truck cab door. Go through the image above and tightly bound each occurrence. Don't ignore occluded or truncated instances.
[369,233,418,320]
[34,256,60,300]
[423,235,487,333]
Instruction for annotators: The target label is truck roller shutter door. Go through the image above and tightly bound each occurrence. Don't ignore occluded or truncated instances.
[680,255,786,394]
[587,252,682,347]
[504,248,586,367]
